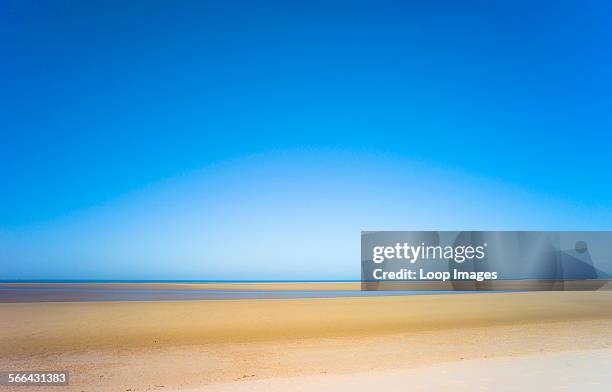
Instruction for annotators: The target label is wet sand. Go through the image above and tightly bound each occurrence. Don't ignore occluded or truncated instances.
[3,281,609,303]
[0,282,363,302]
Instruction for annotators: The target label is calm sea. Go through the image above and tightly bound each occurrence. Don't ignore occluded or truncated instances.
[0,281,470,303]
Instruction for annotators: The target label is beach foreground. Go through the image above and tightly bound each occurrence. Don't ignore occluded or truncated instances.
[1,291,611,391]
[192,349,612,392]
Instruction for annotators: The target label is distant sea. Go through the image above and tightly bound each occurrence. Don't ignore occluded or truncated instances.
[0,281,473,303]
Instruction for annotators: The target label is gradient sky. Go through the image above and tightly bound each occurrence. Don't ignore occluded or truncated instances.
[1,1,611,279]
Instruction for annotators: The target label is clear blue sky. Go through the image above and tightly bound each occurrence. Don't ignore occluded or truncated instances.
[1,1,611,279]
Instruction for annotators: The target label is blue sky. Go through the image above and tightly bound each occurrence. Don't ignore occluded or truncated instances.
[1,1,611,279]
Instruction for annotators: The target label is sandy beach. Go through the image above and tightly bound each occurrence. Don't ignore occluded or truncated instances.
[1,290,611,391]
[190,349,612,392]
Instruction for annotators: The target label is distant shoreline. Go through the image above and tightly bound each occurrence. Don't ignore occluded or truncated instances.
[1,280,609,303]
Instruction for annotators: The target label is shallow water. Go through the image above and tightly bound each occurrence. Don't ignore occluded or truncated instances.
[0,286,475,303]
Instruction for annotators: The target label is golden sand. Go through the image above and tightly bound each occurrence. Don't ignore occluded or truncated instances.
[1,291,611,391]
